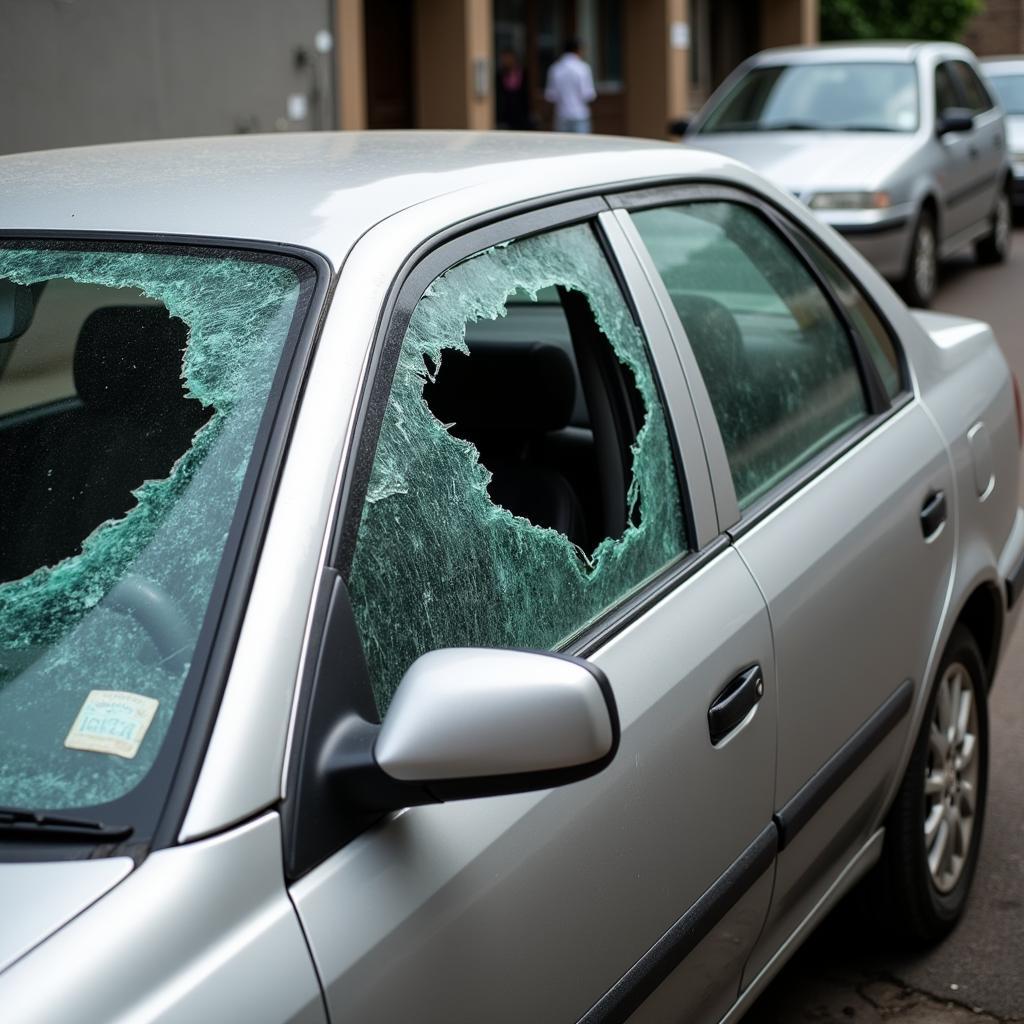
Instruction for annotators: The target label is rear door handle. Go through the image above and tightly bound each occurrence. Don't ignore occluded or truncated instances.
[920,490,947,540]
[708,665,763,745]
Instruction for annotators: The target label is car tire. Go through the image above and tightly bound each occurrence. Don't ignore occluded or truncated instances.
[975,187,1012,265]
[899,209,938,308]
[862,625,989,945]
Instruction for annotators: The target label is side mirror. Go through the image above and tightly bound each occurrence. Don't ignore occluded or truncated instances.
[327,648,619,811]
[668,118,690,137]
[937,106,975,136]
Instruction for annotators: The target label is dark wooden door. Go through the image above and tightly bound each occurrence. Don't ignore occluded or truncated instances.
[365,0,414,129]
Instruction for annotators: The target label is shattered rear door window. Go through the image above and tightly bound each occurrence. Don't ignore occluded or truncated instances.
[0,244,311,812]
[348,222,689,713]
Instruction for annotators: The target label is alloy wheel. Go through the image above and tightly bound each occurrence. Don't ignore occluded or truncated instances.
[924,661,980,894]
[914,221,937,303]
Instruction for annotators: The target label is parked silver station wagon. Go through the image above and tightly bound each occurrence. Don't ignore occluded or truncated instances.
[0,133,1022,1024]
[684,42,1014,307]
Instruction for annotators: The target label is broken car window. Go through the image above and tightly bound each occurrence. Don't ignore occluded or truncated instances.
[0,245,310,812]
[347,223,689,713]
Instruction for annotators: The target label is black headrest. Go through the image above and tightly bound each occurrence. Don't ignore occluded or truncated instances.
[423,342,576,433]
[670,294,744,376]
[74,306,189,410]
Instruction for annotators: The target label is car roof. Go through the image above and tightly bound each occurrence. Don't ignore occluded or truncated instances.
[0,131,737,267]
[747,40,973,65]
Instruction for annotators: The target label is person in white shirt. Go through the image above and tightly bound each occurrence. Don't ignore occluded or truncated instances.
[544,38,597,133]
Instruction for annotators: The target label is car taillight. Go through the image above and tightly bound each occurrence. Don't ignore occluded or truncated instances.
[1013,372,1023,449]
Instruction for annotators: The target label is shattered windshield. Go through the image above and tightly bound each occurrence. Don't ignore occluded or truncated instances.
[0,244,308,814]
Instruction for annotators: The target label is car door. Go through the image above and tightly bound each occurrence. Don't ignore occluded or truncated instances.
[948,59,1006,231]
[621,188,955,987]
[285,202,779,1024]
[935,59,979,241]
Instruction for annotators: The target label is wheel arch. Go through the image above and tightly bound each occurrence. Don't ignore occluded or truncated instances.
[953,581,1004,688]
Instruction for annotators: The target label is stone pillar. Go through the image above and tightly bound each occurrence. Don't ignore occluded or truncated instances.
[335,0,366,129]
[414,0,494,129]
[760,0,819,50]
[624,0,690,139]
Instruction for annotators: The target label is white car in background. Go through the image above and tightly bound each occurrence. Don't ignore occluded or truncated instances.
[683,42,1014,307]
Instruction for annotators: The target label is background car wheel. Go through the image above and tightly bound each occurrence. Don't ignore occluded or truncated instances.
[861,625,989,945]
[900,210,938,307]
[975,188,1012,265]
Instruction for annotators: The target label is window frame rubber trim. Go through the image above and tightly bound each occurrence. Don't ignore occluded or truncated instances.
[0,229,335,857]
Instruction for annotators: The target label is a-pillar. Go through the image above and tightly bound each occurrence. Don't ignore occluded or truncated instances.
[414,0,494,129]
[760,0,819,49]
[624,0,690,140]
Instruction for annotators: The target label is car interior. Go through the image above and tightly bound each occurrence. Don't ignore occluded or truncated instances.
[0,281,210,584]
[422,284,645,554]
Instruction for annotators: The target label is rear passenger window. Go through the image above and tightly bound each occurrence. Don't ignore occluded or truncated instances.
[799,234,904,400]
[348,222,689,712]
[631,201,868,508]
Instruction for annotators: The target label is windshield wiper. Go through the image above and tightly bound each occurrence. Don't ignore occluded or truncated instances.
[0,806,132,841]
[759,120,826,131]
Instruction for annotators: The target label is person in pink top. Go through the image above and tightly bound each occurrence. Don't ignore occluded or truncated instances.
[544,38,597,133]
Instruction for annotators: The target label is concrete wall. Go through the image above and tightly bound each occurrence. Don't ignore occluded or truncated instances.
[1,0,333,155]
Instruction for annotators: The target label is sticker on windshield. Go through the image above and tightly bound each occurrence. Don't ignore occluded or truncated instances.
[64,690,160,760]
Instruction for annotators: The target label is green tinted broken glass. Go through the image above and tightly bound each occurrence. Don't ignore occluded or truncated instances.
[0,246,303,810]
[348,224,688,713]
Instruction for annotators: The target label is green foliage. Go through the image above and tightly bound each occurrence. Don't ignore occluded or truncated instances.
[821,0,985,41]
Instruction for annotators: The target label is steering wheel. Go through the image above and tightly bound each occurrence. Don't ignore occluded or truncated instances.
[105,574,193,676]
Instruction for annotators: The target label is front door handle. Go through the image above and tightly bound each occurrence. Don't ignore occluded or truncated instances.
[920,490,947,540]
[708,665,763,745]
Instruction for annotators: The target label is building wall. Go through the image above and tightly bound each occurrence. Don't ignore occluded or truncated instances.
[962,0,1024,57]
[1,0,333,156]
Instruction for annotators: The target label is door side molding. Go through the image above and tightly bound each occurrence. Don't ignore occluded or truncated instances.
[774,679,914,850]
[576,823,777,1024]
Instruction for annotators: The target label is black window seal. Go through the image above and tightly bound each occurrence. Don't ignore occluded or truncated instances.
[727,393,914,543]
[0,230,334,858]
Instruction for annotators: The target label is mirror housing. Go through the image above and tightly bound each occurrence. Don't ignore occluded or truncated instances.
[937,106,975,136]
[668,117,690,137]
[327,648,619,811]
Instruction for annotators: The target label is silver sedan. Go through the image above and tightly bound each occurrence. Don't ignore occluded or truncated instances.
[0,132,1021,1023]
[684,42,1014,307]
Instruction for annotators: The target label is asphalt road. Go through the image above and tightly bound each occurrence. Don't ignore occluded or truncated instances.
[741,228,1024,1024]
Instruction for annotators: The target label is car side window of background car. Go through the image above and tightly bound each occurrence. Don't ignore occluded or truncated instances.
[798,233,904,400]
[630,201,869,508]
[346,222,689,714]
[936,63,961,114]
[951,61,995,115]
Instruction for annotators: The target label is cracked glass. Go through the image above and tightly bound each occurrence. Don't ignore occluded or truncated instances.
[348,223,688,714]
[0,245,308,811]
[631,201,869,508]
